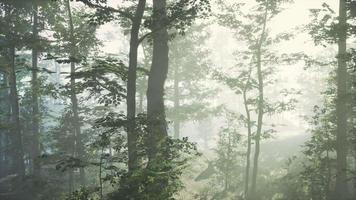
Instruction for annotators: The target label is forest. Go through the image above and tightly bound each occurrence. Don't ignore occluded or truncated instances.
[0,0,355,199]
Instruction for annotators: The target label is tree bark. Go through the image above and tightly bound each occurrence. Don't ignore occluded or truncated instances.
[31,2,41,177]
[334,0,349,199]
[127,0,146,172]
[146,0,169,161]
[145,0,169,195]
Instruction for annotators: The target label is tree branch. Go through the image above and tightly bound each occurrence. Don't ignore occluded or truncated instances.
[138,31,153,45]
[75,0,133,20]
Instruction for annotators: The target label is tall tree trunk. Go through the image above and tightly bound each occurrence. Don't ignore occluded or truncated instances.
[31,2,41,177]
[127,0,146,173]
[125,1,146,197]
[66,0,85,186]
[8,47,25,177]
[243,69,252,199]
[250,5,268,198]
[334,0,349,199]
[173,64,180,139]
[146,0,169,162]
[0,70,10,178]
[146,1,169,196]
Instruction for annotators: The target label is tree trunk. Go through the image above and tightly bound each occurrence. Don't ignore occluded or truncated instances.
[226,130,231,191]
[173,64,180,139]
[137,43,150,114]
[127,0,146,173]
[250,6,268,198]
[138,89,144,114]
[0,70,11,178]
[8,47,25,177]
[66,0,85,186]
[31,2,41,177]
[137,46,149,114]
[146,0,169,196]
[146,0,169,161]
[334,0,349,199]
[243,69,252,199]
[68,170,73,193]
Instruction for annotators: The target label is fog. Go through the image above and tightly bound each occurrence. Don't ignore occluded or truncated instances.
[0,0,355,200]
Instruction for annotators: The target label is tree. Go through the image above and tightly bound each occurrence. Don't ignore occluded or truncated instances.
[217,0,297,198]
[144,0,211,195]
[307,1,356,198]
[8,47,26,178]
[65,0,86,187]
[126,0,146,174]
[166,24,216,139]
[213,111,244,198]
[0,0,32,180]
[28,0,56,179]
[146,0,170,169]
[334,1,349,199]
[45,0,101,191]
[31,0,41,178]
[301,84,336,200]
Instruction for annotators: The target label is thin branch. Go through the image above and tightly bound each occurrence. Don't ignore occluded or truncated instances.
[75,0,133,20]
[138,31,153,45]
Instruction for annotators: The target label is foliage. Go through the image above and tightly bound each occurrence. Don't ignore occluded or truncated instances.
[165,23,218,133]
[65,187,98,200]
[88,112,201,200]
[213,111,244,193]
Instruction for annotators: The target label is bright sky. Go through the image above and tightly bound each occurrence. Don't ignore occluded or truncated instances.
[97,0,338,55]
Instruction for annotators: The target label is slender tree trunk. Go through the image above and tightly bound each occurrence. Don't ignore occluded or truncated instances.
[0,134,3,178]
[250,46,263,200]
[326,149,331,200]
[334,0,349,199]
[353,156,356,198]
[127,0,146,172]
[138,89,144,113]
[250,6,268,198]
[325,130,332,200]
[146,0,169,196]
[68,170,73,193]
[137,44,150,114]
[8,47,25,177]
[31,2,41,177]
[66,0,85,186]
[99,148,103,200]
[243,69,252,199]
[226,131,231,191]
[173,65,180,139]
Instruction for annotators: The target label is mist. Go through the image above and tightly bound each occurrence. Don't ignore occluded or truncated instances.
[0,0,355,200]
